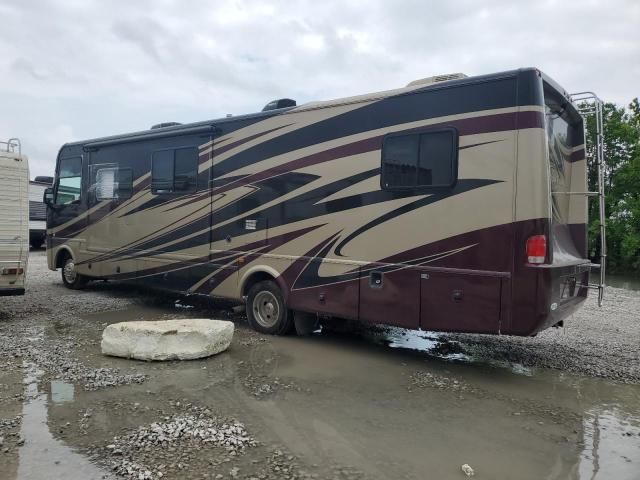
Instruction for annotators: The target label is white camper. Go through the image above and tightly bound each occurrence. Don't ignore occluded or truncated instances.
[0,138,29,296]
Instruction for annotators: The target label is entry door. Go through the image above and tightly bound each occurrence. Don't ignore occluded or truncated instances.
[207,143,267,293]
[420,271,502,333]
[86,156,131,254]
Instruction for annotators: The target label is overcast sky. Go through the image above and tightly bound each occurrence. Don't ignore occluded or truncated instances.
[1,0,638,177]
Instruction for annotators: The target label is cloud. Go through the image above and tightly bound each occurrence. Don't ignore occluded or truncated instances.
[0,0,638,176]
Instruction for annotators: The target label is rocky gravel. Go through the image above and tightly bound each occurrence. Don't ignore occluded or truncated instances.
[0,326,146,390]
[94,404,256,480]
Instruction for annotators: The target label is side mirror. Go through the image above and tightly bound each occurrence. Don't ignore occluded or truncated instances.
[43,187,54,206]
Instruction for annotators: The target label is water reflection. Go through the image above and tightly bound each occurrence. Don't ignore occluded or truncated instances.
[355,324,640,478]
[363,326,469,360]
[50,380,75,404]
[16,362,112,480]
[579,408,640,479]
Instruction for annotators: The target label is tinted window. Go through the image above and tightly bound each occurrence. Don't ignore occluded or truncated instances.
[419,130,456,186]
[152,147,198,193]
[118,168,133,198]
[382,135,419,188]
[152,150,174,192]
[382,129,457,189]
[55,157,82,204]
[59,157,82,178]
[174,147,198,192]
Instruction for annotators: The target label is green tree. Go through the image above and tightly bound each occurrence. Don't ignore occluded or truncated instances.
[586,98,640,273]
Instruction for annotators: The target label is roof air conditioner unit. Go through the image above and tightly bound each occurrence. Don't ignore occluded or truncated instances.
[406,73,468,87]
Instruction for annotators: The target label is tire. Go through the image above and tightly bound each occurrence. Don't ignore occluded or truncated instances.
[246,280,293,335]
[61,255,89,290]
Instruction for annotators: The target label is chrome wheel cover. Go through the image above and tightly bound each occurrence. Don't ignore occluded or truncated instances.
[253,291,280,328]
[63,259,77,284]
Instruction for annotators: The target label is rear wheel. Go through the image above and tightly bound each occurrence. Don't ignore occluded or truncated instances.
[246,280,292,335]
[61,255,88,290]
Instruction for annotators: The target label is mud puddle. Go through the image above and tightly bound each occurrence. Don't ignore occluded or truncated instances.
[15,362,114,479]
[3,295,639,479]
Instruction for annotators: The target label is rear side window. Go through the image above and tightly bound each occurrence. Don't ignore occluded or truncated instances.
[151,147,198,194]
[382,128,458,190]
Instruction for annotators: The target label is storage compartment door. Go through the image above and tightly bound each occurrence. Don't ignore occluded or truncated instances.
[420,272,501,333]
[359,267,420,329]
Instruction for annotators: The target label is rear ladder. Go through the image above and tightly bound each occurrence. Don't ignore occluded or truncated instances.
[568,92,606,306]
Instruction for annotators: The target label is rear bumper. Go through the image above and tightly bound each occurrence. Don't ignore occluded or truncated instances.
[507,260,590,335]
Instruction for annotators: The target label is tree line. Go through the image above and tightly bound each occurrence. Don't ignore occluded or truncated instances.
[585,98,640,275]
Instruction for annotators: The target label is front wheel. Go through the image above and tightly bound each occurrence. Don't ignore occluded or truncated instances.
[246,280,293,335]
[61,256,88,290]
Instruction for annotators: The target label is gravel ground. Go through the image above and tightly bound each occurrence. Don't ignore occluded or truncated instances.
[0,251,639,480]
[0,255,147,390]
[94,403,256,480]
[440,287,640,383]
[0,252,352,480]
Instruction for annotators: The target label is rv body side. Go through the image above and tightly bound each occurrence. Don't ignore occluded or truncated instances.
[0,146,29,296]
[46,68,590,335]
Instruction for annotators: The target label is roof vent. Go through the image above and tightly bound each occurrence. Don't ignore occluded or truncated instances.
[406,73,468,87]
[150,122,182,130]
[262,98,296,112]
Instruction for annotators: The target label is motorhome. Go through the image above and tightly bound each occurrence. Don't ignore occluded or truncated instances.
[1,139,29,296]
[45,68,605,335]
[29,177,53,249]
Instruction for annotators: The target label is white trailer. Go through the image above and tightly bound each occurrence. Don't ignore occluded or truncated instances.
[0,138,29,296]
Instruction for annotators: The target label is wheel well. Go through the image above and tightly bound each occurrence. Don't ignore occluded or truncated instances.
[241,271,276,297]
[54,249,72,269]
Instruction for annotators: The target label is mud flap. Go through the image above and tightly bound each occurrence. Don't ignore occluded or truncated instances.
[294,311,319,336]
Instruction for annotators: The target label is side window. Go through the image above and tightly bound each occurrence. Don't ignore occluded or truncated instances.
[382,129,458,190]
[90,164,133,201]
[55,157,82,205]
[151,147,198,194]
[382,135,419,188]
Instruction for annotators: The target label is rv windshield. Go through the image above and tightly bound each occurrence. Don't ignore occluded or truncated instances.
[56,156,82,205]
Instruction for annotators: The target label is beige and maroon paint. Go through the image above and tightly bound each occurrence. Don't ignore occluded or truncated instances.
[46,68,590,336]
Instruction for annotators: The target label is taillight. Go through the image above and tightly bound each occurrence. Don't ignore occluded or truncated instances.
[526,235,547,264]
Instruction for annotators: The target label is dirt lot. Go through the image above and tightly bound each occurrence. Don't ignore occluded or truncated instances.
[1,251,639,480]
